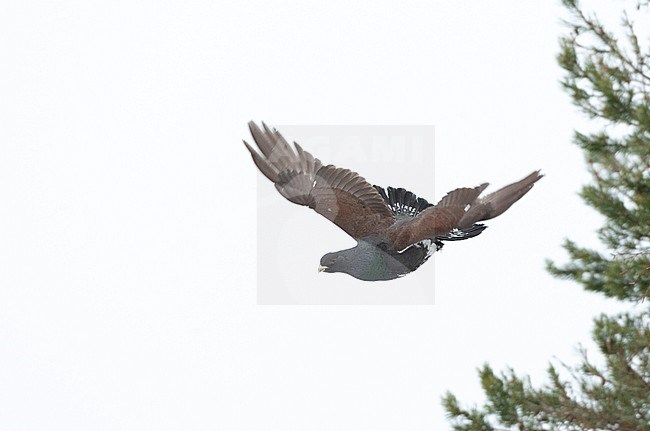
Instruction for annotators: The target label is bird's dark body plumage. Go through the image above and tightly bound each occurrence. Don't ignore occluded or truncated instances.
[243,121,543,281]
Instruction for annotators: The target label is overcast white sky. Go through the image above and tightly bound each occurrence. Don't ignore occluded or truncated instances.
[1,1,641,430]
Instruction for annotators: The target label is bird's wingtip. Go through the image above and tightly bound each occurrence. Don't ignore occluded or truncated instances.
[242,139,256,155]
[248,120,262,134]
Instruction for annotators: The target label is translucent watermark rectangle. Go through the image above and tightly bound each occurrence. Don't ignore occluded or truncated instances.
[255,125,435,305]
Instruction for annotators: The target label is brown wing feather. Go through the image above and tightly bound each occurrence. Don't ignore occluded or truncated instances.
[459,170,543,228]
[389,206,466,251]
[388,171,543,251]
[244,121,395,238]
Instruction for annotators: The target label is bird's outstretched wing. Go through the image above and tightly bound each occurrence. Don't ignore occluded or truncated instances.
[389,171,543,251]
[244,122,395,239]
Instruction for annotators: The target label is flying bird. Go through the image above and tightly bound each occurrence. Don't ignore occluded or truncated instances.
[243,122,543,281]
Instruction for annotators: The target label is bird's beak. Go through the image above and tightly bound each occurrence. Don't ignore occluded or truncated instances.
[318,265,327,273]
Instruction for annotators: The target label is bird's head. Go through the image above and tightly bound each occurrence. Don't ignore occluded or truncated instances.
[318,251,347,274]
[318,241,391,281]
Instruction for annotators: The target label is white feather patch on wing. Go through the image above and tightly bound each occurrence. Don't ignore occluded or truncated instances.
[398,239,436,257]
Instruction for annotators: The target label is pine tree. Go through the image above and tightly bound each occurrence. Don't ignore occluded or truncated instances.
[443,1,650,429]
